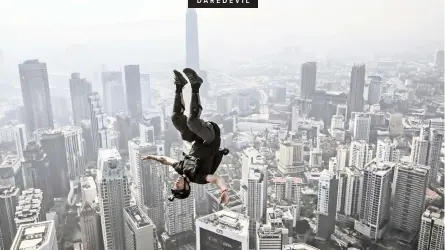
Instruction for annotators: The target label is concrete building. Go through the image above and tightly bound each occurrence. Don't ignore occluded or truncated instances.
[352,113,371,142]
[124,205,158,250]
[11,220,57,250]
[61,126,85,179]
[349,140,372,170]
[300,62,317,100]
[14,124,28,160]
[391,163,428,233]
[124,65,142,118]
[273,177,302,219]
[19,59,54,132]
[336,167,362,218]
[376,138,400,163]
[348,64,366,118]
[15,188,45,228]
[80,176,97,204]
[316,170,338,240]
[355,162,393,240]
[196,210,249,250]
[69,73,92,126]
[102,71,126,115]
[0,185,20,249]
[80,201,102,250]
[418,206,444,250]
[97,148,131,250]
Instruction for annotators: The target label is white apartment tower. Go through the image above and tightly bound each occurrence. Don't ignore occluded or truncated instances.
[391,163,428,233]
[128,138,165,230]
[14,124,28,160]
[337,166,362,218]
[316,170,338,240]
[61,126,85,179]
[349,140,372,170]
[273,177,302,220]
[418,206,444,250]
[247,166,268,239]
[376,138,400,163]
[124,205,158,250]
[336,145,349,171]
[352,113,371,142]
[97,148,131,250]
[354,162,393,240]
[11,220,57,250]
[196,210,249,250]
[80,201,102,250]
[278,141,304,175]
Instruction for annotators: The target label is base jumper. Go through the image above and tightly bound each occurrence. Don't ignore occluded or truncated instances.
[143,68,230,204]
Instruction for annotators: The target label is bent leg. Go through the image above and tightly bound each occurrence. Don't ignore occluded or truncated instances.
[187,93,215,143]
[172,92,196,142]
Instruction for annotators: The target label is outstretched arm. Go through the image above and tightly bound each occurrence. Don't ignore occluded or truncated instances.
[142,155,178,166]
[206,175,229,205]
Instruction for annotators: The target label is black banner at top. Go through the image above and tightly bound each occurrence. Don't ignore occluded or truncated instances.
[188,0,258,8]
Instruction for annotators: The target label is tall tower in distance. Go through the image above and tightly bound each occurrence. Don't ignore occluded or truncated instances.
[124,65,142,119]
[185,8,200,115]
[97,148,131,250]
[18,59,54,133]
[347,64,366,119]
[70,72,92,126]
[300,62,317,100]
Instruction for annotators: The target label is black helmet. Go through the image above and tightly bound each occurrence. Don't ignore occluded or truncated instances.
[168,176,191,201]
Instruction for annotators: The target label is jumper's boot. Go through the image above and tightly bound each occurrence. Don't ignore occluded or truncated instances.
[183,68,203,118]
[173,70,188,114]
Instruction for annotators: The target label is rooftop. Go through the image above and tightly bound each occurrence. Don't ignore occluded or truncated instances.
[422,206,444,220]
[273,177,302,184]
[206,186,243,209]
[11,220,54,250]
[283,243,320,250]
[197,210,249,236]
[15,189,43,223]
[125,205,153,228]
[0,154,21,178]
[0,185,20,197]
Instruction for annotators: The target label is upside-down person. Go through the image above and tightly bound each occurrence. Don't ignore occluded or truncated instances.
[142,68,230,204]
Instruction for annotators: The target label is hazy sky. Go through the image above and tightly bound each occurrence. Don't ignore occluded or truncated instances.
[1,0,443,43]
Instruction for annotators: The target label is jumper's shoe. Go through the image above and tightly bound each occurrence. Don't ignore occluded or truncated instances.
[173,70,188,92]
[183,68,203,92]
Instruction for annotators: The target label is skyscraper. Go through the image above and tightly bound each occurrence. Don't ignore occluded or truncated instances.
[80,201,102,250]
[124,65,142,119]
[418,206,444,250]
[22,142,53,211]
[348,64,366,118]
[88,92,110,155]
[18,59,54,132]
[124,205,158,250]
[300,62,317,100]
[376,138,400,163]
[352,113,371,142]
[349,140,372,170]
[336,166,362,218]
[70,73,92,126]
[116,113,133,151]
[0,185,20,250]
[186,8,200,70]
[355,162,393,240]
[140,73,151,110]
[435,50,444,67]
[14,124,28,160]
[316,170,338,240]
[11,220,57,250]
[40,130,69,198]
[102,71,126,115]
[367,75,382,105]
[391,163,428,233]
[61,126,85,179]
[97,148,130,250]
[196,210,249,250]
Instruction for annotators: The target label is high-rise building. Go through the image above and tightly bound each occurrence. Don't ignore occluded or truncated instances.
[14,188,45,227]
[352,113,371,142]
[70,73,92,126]
[14,124,28,160]
[40,130,69,197]
[435,50,444,67]
[0,154,25,190]
[265,206,298,244]
[0,185,20,250]
[256,223,288,250]
[336,167,362,218]
[336,145,349,171]
[389,113,404,136]
[80,176,97,205]
[18,59,54,132]
[238,92,251,116]
[61,126,85,179]
[247,165,268,240]
[81,120,94,162]
[125,65,142,119]
[88,92,111,155]
[349,140,372,170]
[11,220,57,250]
[336,104,347,118]
[22,142,53,210]
[128,138,165,230]
[278,141,304,175]
[391,163,428,233]
[410,123,443,184]
[348,64,366,118]
[316,170,338,240]
[186,8,200,70]
[367,75,382,105]
[102,71,126,115]
[418,206,444,250]
[116,112,133,151]
[376,138,400,163]
[273,177,302,219]
[140,73,151,110]
[355,162,393,240]
[80,201,102,250]
[300,62,317,100]
[124,205,158,250]
[196,210,249,250]
[97,148,131,250]
[217,94,232,115]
